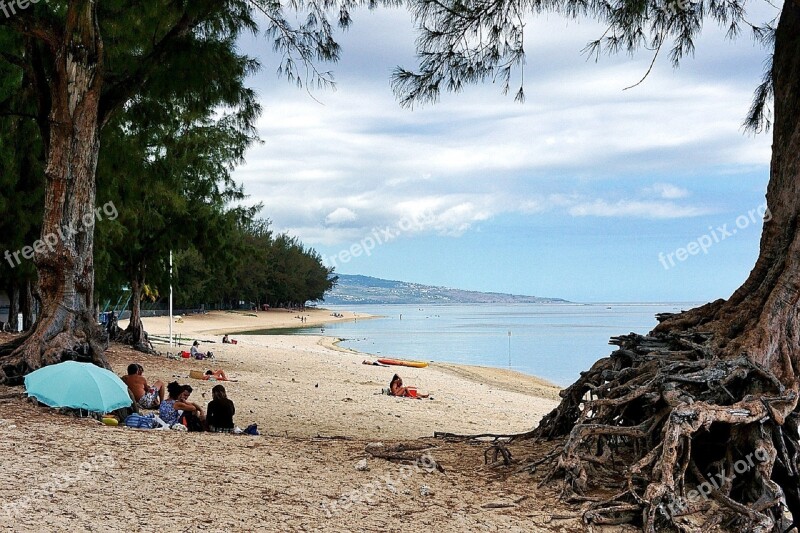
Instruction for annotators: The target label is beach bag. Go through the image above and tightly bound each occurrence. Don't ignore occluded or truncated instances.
[244,423,259,435]
[124,413,156,429]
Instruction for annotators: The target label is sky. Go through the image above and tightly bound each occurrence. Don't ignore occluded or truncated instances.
[232,4,779,303]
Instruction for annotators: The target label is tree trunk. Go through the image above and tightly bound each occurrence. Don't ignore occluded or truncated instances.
[656,0,800,387]
[0,1,107,384]
[123,266,146,346]
[6,285,19,333]
[20,280,34,331]
[532,4,800,530]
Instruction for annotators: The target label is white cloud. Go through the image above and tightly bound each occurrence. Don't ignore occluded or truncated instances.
[568,200,714,219]
[643,183,691,199]
[325,207,358,225]
[232,9,772,246]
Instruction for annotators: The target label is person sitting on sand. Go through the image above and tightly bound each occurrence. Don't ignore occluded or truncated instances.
[222,334,230,344]
[389,374,429,399]
[190,340,204,359]
[207,384,236,433]
[159,382,205,428]
[178,384,206,431]
[203,369,230,381]
[121,363,165,409]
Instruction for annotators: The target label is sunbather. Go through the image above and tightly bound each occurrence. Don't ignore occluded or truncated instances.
[389,374,429,398]
[203,369,229,381]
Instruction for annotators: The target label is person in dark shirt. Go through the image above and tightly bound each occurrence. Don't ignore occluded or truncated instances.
[207,384,235,432]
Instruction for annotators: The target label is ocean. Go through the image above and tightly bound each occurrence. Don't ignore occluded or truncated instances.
[254,302,702,387]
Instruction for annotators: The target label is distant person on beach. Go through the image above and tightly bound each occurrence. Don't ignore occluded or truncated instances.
[190,340,212,359]
[190,340,203,358]
[389,374,429,399]
[222,334,230,344]
[203,369,230,381]
[121,363,165,409]
[207,385,236,433]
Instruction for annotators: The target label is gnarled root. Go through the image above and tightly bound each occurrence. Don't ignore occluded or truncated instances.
[528,331,800,531]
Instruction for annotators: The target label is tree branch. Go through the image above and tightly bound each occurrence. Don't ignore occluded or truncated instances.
[98,7,214,126]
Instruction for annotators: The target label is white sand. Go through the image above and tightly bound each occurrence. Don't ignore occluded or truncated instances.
[0,310,585,532]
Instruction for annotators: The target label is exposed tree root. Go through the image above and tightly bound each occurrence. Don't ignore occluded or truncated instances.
[524,330,800,532]
[105,315,157,355]
[0,310,107,385]
[365,442,446,472]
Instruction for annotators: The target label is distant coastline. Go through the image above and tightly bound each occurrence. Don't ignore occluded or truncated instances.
[325,274,568,305]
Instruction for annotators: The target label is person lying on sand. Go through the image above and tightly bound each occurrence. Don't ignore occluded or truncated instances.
[389,374,429,399]
[121,363,165,409]
[362,360,389,367]
[203,369,232,381]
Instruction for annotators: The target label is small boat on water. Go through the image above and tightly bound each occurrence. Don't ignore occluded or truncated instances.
[377,358,429,368]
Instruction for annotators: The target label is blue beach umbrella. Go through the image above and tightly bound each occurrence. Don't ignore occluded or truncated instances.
[24,361,132,413]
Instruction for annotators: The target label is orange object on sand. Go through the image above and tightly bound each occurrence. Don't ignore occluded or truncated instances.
[377,358,428,368]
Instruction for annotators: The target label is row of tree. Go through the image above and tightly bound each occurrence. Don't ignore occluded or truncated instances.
[0,4,335,346]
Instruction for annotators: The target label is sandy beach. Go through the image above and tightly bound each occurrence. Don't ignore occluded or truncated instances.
[0,310,607,532]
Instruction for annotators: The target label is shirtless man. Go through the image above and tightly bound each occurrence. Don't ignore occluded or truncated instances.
[121,363,165,409]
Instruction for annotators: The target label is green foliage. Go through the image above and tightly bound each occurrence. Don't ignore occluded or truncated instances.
[0,34,44,290]
[177,218,337,309]
[392,0,779,130]
[94,7,262,312]
[0,0,344,313]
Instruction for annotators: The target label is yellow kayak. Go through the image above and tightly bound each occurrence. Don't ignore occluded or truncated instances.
[377,358,429,368]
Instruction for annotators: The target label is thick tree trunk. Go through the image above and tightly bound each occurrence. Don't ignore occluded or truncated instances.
[0,1,107,384]
[656,1,800,387]
[531,4,800,530]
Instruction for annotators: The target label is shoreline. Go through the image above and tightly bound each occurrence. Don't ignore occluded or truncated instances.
[323,336,561,400]
[118,307,376,338]
[113,309,563,440]
[0,309,572,531]
[120,308,562,402]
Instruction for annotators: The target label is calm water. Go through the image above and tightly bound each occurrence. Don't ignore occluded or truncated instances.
[251,303,702,387]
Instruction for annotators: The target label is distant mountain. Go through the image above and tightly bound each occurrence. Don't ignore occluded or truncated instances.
[323,274,568,305]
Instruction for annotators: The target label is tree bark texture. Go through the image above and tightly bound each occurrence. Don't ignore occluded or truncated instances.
[0,1,107,383]
[531,5,800,530]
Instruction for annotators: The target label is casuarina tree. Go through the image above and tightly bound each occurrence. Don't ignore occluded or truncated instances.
[392,0,800,529]
[0,0,363,383]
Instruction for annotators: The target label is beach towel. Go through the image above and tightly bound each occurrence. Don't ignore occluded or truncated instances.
[124,413,157,429]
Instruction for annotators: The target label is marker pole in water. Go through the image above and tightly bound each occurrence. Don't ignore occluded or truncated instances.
[508,330,512,367]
